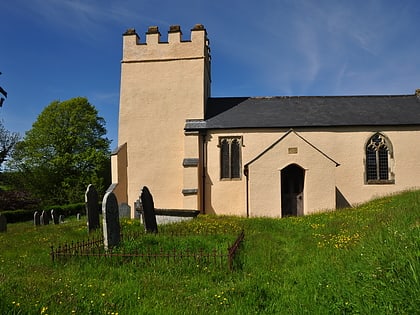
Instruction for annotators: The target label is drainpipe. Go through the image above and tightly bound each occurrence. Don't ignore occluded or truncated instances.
[201,131,207,214]
[244,165,249,218]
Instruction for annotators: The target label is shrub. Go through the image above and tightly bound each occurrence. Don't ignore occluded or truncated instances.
[0,189,40,211]
[45,203,86,217]
[0,209,34,223]
[0,202,86,223]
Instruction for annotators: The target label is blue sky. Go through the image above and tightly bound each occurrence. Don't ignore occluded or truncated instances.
[1,0,419,148]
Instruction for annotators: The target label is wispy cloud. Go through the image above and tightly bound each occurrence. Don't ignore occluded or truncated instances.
[231,0,420,96]
[8,0,157,41]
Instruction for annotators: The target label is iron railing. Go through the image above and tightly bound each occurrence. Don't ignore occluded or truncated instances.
[50,230,244,271]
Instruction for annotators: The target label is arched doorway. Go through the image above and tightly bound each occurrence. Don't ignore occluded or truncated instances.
[281,164,305,217]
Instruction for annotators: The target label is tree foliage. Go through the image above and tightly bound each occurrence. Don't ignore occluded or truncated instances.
[8,97,111,205]
[0,120,19,168]
[0,71,7,107]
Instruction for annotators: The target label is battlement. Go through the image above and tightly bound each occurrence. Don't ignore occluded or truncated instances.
[122,24,210,62]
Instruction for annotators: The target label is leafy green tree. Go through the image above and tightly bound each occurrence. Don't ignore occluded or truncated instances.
[0,120,19,169]
[8,97,111,205]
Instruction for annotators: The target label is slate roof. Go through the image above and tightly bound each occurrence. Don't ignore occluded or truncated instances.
[185,94,420,130]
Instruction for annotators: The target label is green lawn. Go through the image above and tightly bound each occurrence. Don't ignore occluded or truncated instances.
[0,191,419,314]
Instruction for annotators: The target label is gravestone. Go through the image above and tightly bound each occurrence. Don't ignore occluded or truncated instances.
[76,213,81,220]
[0,213,7,232]
[85,184,100,232]
[102,191,120,250]
[119,203,131,218]
[34,211,41,226]
[40,211,49,225]
[140,186,158,233]
[134,199,141,219]
[51,209,59,224]
[59,215,65,223]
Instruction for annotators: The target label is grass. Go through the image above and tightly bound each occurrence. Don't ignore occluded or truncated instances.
[0,190,419,314]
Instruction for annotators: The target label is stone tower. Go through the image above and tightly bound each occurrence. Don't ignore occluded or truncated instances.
[112,24,211,216]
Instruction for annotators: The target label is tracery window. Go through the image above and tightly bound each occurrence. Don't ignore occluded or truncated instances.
[219,137,242,179]
[365,133,394,184]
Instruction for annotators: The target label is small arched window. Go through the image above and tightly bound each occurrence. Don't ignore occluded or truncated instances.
[365,133,394,184]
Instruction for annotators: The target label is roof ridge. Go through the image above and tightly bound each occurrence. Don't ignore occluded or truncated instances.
[209,94,416,100]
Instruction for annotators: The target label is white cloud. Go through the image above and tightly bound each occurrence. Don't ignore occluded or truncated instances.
[8,0,155,41]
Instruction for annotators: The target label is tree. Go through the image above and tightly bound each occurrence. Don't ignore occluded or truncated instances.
[8,97,111,205]
[0,120,19,169]
[0,72,7,107]
[0,72,17,169]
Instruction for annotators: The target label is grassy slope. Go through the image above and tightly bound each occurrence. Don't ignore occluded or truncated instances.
[0,191,419,314]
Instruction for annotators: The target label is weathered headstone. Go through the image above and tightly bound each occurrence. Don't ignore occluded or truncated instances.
[134,199,143,219]
[40,210,49,225]
[85,184,100,232]
[0,213,7,232]
[119,203,131,218]
[76,213,81,220]
[140,186,158,233]
[59,215,65,223]
[51,209,59,224]
[102,191,120,250]
[34,211,41,226]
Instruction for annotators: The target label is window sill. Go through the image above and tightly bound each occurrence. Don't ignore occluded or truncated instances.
[366,179,395,185]
[220,177,242,181]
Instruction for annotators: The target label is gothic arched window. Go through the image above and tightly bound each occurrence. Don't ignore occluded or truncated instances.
[365,133,394,184]
[219,137,242,179]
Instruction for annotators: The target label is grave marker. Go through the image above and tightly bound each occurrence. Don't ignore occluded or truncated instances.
[102,191,120,250]
[119,203,131,218]
[34,211,41,226]
[0,213,7,232]
[85,184,100,232]
[51,209,59,224]
[140,186,158,233]
[40,210,49,225]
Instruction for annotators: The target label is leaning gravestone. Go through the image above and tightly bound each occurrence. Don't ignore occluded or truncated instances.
[102,191,120,250]
[0,213,7,232]
[85,184,100,232]
[34,211,41,226]
[140,186,158,233]
[40,210,49,225]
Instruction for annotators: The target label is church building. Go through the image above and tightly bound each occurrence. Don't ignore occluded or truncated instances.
[111,24,420,218]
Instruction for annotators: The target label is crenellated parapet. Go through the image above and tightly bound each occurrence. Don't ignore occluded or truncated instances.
[122,24,210,62]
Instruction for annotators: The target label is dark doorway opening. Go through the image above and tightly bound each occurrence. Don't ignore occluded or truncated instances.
[281,164,305,217]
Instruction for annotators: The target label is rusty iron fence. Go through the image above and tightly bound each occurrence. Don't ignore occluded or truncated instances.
[228,229,244,270]
[50,230,244,271]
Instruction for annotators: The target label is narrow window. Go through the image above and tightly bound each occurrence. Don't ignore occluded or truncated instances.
[366,146,377,180]
[378,146,389,180]
[365,133,394,184]
[219,137,242,179]
[220,139,230,179]
[231,139,240,178]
